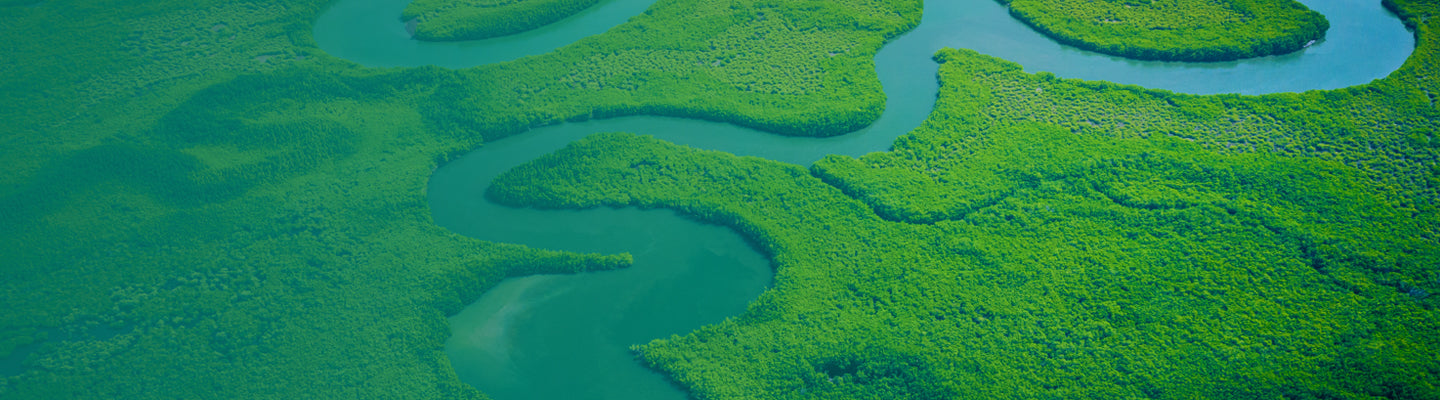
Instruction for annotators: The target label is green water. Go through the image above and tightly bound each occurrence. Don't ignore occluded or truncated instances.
[314,0,1414,399]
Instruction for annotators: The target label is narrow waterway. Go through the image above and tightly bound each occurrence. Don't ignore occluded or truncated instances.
[314,0,1414,398]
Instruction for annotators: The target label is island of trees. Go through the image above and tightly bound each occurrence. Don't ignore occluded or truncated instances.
[998,0,1330,61]
[403,0,605,41]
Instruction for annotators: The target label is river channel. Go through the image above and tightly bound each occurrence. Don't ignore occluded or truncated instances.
[313,0,1414,398]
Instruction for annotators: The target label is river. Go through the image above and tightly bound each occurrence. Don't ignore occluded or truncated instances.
[312,0,1413,398]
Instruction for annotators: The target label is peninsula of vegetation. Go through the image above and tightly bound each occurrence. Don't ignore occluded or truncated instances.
[998,0,1331,61]
[403,0,604,40]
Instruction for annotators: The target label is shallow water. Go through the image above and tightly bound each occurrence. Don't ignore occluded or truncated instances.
[314,0,1415,398]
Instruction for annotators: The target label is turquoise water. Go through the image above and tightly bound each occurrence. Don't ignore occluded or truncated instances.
[314,0,1414,399]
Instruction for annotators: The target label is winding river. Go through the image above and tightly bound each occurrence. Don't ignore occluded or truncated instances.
[314,0,1413,398]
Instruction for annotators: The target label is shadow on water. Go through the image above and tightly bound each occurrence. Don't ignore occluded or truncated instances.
[314,0,1414,398]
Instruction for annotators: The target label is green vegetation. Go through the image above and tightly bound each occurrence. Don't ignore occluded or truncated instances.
[486,0,1440,396]
[814,47,1440,226]
[402,0,604,41]
[424,0,919,138]
[998,0,1330,61]
[489,50,1439,397]
[1,0,1437,396]
[0,61,634,397]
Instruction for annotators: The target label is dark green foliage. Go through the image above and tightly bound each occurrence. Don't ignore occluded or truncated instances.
[0,144,221,235]
[403,0,603,41]
[0,0,919,397]
[803,345,957,399]
[3,68,437,233]
[998,0,1330,61]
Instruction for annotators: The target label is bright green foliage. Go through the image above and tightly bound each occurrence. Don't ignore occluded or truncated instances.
[999,0,1329,61]
[490,122,1438,398]
[402,0,603,41]
[485,1,1440,396]
[424,0,920,139]
[816,42,1440,227]
[815,46,1440,225]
